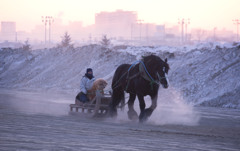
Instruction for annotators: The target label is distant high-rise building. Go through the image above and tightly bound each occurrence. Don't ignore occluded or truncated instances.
[1,22,16,41]
[95,10,138,38]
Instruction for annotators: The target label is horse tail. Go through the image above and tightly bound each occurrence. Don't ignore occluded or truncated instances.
[109,64,129,116]
[111,86,125,108]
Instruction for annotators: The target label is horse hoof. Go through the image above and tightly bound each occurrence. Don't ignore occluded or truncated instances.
[108,109,117,118]
[139,112,148,123]
[139,116,148,123]
[127,110,138,121]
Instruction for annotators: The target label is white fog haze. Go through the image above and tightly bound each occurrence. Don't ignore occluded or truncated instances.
[1,0,240,150]
[1,38,240,151]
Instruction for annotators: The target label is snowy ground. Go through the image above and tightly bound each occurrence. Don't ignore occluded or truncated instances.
[0,90,239,150]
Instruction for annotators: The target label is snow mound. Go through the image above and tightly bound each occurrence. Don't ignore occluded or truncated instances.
[0,42,240,108]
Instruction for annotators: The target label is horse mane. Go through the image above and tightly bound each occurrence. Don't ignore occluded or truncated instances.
[141,54,170,76]
[142,54,169,66]
[141,54,160,63]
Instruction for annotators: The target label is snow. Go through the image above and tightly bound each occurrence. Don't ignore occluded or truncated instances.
[0,42,240,109]
[1,90,240,150]
[1,42,240,150]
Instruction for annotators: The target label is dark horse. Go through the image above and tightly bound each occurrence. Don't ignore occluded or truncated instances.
[109,54,170,122]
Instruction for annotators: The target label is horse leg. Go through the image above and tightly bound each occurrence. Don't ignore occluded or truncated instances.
[109,88,124,117]
[127,93,138,121]
[143,95,157,120]
[138,95,147,122]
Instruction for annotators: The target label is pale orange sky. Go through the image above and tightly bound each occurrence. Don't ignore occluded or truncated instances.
[0,0,239,32]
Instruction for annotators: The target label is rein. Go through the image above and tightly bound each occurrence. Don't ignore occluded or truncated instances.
[112,60,166,91]
[139,60,158,84]
[111,60,141,90]
[138,60,167,89]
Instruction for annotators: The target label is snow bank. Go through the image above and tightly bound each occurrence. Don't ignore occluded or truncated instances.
[0,42,240,108]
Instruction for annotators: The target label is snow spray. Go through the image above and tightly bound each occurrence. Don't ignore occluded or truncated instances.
[150,86,200,125]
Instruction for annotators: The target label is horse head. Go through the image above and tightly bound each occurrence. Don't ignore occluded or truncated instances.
[157,58,169,88]
[143,55,170,88]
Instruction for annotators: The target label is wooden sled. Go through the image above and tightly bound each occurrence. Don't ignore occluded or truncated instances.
[69,90,111,117]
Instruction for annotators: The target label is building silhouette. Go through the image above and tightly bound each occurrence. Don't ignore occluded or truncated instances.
[0,22,16,42]
[95,10,138,39]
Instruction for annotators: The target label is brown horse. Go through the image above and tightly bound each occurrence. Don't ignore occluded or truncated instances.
[109,55,170,122]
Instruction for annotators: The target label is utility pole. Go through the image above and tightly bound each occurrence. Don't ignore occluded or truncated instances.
[137,19,144,41]
[213,27,217,41]
[233,19,240,42]
[178,18,190,44]
[48,16,54,45]
[42,16,47,45]
[178,18,184,44]
[185,19,190,43]
[42,16,54,46]
[89,34,92,44]
[15,32,17,42]
[146,23,149,45]
[131,23,133,45]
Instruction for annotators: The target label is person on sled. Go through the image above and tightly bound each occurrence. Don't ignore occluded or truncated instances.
[76,68,95,104]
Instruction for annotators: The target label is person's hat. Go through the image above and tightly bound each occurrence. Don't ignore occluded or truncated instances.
[86,68,93,73]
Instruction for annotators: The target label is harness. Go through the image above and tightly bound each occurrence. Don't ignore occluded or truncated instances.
[112,60,166,91]
[111,60,167,108]
[139,61,161,90]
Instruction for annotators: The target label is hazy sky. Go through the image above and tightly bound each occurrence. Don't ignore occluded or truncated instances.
[0,0,239,32]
